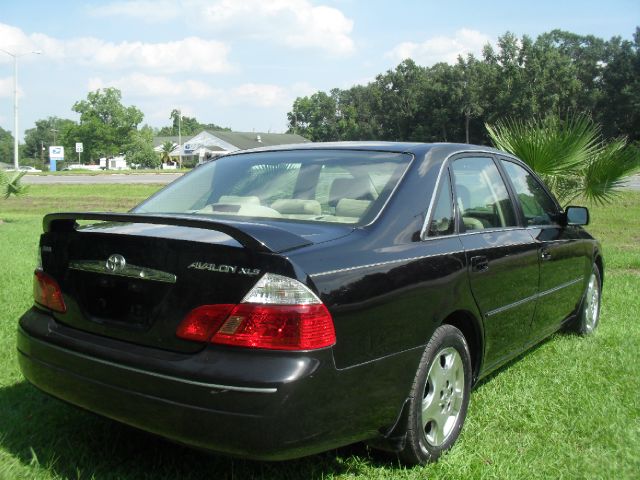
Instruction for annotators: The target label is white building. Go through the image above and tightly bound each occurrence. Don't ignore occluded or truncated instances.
[153,130,309,166]
[99,155,128,170]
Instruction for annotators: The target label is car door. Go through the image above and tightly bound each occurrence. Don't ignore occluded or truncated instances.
[499,159,588,338]
[450,156,540,371]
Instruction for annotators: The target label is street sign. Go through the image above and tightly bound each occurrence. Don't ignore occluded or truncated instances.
[49,146,64,160]
[75,142,83,153]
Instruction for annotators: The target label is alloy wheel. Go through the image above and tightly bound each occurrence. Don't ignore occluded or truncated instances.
[421,347,465,447]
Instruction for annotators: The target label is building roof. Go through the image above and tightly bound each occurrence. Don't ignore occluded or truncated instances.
[152,130,310,157]
[204,130,309,150]
[153,136,181,148]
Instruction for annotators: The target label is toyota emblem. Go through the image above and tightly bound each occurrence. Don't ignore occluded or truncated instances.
[105,254,126,273]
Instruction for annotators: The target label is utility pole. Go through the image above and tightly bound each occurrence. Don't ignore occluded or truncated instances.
[0,48,41,170]
[178,108,182,169]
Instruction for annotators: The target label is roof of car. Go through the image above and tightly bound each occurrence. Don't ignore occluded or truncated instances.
[233,141,510,157]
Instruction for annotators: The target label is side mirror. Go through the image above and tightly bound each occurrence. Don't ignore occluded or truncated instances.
[565,206,589,226]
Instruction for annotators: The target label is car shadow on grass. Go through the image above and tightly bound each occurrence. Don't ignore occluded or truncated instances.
[0,381,397,479]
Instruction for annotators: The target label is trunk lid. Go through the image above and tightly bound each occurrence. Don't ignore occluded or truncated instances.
[39,213,346,353]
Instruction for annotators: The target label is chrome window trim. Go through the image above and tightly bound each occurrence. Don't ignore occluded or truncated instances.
[419,149,520,240]
[498,157,563,222]
[456,226,529,237]
[420,155,449,240]
[418,226,532,243]
[361,151,417,228]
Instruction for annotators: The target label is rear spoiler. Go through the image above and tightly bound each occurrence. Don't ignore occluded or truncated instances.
[43,212,312,254]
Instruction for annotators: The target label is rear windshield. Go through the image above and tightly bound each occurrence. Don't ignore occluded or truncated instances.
[134,149,412,225]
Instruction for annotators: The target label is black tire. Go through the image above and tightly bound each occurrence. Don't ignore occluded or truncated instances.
[398,324,472,465]
[572,266,602,336]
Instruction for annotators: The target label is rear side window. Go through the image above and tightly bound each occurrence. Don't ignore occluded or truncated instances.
[428,169,455,237]
[451,157,517,231]
[501,160,559,226]
[134,150,412,226]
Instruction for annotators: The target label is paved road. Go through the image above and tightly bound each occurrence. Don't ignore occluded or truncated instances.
[624,174,640,190]
[22,173,183,184]
[20,172,640,189]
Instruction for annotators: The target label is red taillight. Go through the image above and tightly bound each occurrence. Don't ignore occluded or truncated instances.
[176,303,335,351]
[175,304,235,342]
[176,273,336,351]
[33,270,66,313]
[211,303,335,350]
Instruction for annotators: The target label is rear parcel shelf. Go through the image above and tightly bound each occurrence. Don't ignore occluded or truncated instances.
[43,212,313,254]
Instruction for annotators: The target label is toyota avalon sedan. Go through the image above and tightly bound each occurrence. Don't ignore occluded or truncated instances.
[18,142,603,465]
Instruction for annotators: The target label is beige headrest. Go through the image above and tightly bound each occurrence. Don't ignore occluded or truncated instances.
[218,195,261,205]
[335,198,371,218]
[271,199,322,215]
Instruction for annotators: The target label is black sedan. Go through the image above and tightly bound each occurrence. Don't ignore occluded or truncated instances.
[18,142,603,465]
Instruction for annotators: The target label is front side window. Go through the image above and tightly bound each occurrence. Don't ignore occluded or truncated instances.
[451,157,517,231]
[501,160,559,226]
[428,169,455,237]
[135,150,412,225]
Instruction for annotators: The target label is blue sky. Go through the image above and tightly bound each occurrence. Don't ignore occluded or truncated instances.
[1,0,638,140]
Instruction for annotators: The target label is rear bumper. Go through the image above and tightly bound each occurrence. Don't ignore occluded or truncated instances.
[17,308,418,460]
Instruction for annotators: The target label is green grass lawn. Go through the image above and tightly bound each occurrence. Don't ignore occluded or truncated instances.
[22,169,189,176]
[0,186,638,479]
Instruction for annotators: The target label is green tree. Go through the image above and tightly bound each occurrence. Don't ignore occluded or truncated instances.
[286,27,640,145]
[160,140,175,163]
[597,28,640,141]
[486,115,640,205]
[65,88,144,163]
[23,117,76,167]
[536,29,608,112]
[334,85,383,140]
[0,127,13,166]
[157,110,230,136]
[382,60,429,140]
[124,126,159,169]
[419,62,463,142]
[456,55,488,143]
[287,91,339,141]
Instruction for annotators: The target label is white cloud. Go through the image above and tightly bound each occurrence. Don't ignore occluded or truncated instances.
[229,83,288,107]
[88,74,301,109]
[0,23,40,61]
[0,23,232,74]
[88,74,220,98]
[387,29,491,65]
[87,0,355,56]
[202,0,354,55]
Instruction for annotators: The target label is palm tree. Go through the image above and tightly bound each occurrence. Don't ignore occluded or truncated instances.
[160,141,175,164]
[0,170,28,199]
[486,115,640,205]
